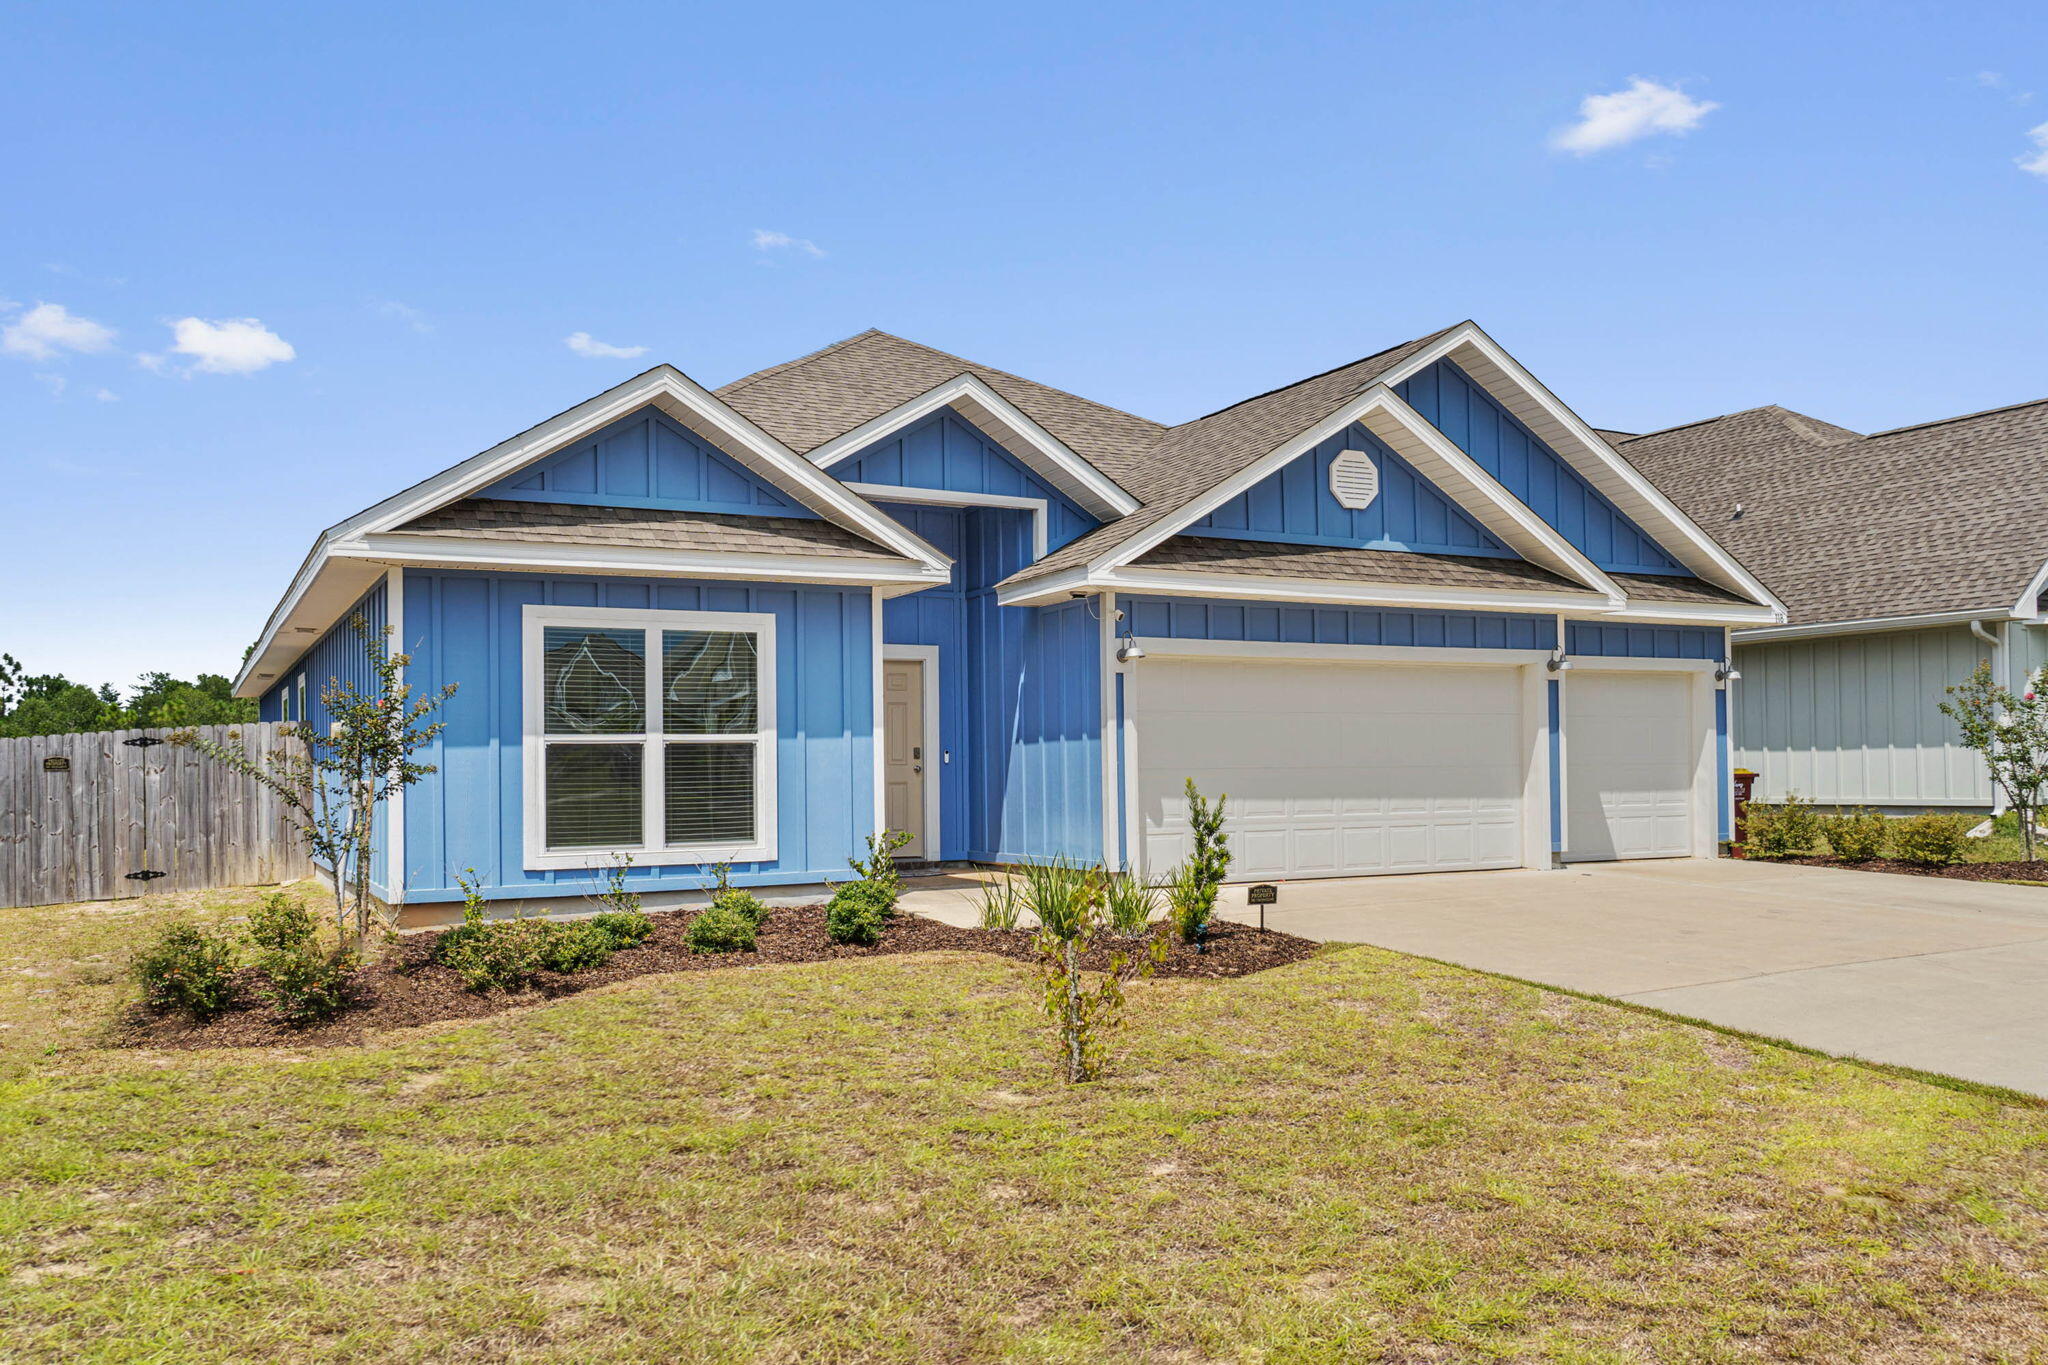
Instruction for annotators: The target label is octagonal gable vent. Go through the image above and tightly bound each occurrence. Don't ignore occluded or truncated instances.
[1328,449,1380,510]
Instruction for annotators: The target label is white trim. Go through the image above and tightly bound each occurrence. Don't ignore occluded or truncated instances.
[1604,599,1782,627]
[1135,637,1552,668]
[1004,564,1609,615]
[1098,592,1121,869]
[871,595,886,844]
[2013,557,2048,618]
[1084,385,1621,602]
[1519,661,1552,870]
[343,533,951,589]
[1376,323,1784,616]
[1734,608,2022,643]
[846,482,1051,560]
[1559,664,1719,861]
[1555,654,1720,673]
[519,604,778,870]
[881,644,942,859]
[805,373,1140,519]
[1120,663,1141,878]
[384,566,406,904]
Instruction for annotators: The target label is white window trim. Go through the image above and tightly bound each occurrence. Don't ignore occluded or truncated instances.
[521,603,778,871]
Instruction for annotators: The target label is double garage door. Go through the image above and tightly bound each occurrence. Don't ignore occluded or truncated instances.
[1134,655,1698,879]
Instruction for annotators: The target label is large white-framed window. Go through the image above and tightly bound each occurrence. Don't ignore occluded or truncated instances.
[521,604,778,869]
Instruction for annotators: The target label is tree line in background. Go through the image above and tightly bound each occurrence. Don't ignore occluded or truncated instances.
[0,652,256,738]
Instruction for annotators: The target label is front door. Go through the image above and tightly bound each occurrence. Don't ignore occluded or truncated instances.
[883,658,927,858]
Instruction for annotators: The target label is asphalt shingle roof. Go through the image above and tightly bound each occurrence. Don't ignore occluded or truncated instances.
[398,498,914,562]
[1130,536,1601,595]
[1614,400,2048,626]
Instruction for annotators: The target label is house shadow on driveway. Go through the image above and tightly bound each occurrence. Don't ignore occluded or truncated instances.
[1209,858,2048,1098]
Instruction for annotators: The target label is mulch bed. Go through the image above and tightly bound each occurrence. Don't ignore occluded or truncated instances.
[1772,855,2048,883]
[118,904,1321,1051]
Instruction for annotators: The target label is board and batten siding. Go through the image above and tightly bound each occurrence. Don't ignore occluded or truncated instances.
[399,570,875,903]
[1732,623,1993,807]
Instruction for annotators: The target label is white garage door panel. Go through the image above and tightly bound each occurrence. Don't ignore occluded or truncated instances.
[1565,670,1695,862]
[1136,657,1525,879]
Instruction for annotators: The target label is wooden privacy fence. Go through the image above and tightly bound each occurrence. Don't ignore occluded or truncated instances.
[0,722,311,910]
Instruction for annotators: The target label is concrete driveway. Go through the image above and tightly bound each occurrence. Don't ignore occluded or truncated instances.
[1207,858,2048,1096]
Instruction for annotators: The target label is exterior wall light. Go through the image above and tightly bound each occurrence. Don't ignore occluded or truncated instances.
[1546,650,1571,673]
[1715,659,1741,682]
[1116,636,1146,663]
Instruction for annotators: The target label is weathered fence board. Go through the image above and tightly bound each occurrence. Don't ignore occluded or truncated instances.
[0,722,311,910]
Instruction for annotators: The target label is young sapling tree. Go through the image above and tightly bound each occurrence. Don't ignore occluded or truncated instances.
[1941,662,2048,863]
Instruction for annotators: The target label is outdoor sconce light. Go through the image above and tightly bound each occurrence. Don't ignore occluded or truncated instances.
[1715,659,1741,682]
[1546,649,1571,673]
[1116,634,1146,663]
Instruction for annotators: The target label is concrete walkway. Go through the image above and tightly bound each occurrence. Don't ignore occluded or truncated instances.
[901,860,2048,1095]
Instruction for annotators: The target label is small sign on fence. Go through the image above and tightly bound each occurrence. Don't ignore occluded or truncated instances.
[42,755,70,773]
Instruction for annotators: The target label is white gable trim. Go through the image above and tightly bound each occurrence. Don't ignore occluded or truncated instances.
[998,564,1606,615]
[2011,557,2048,618]
[339,534,952,589]
[846,483,1051,560]
[803,373,1140,520]
[1080,384,1623,604]
[1374,323,1785,617]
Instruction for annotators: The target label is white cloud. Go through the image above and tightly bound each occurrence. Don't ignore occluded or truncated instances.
[751,228,825,258]
[1978,71,2007,88]
[2019,122,2048,178]
[95,387,119,403]
[33,373,66,397]
[1551,78,1718,155]
[564,331,648,359]
[376,299,433,333]
[166,316,297,374]
[2,302,118,361]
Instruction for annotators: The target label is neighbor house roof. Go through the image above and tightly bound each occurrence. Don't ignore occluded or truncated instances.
[1614,398,2048,628]
[397,498,917,561]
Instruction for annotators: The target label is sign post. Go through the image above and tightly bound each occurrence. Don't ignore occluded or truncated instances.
[1246,882,1278,932]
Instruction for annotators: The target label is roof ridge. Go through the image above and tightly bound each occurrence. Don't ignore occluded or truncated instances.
[1870,393,2048,439]
[855,328,1168,431]
[1174,322,1464,429]
[716,328,886,396]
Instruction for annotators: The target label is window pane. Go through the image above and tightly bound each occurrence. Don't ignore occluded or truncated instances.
[545,744,643,848]
[665,743,755,844]
[663,631,757,734]
[543,627,645,734]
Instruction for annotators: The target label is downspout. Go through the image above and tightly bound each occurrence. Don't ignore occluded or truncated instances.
[1969,618,2009,815]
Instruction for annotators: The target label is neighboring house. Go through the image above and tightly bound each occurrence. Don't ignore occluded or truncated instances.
[233,322,1782,912]
[1615,399,2048,812]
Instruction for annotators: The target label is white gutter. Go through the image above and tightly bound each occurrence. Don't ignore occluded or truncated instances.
[1736,607,2023,644]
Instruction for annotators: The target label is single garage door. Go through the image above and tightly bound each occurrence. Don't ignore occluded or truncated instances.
[1134,656,1525,879]
[1564,670,1696,862]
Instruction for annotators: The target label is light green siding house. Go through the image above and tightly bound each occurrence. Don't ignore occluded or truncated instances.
[1613,400,2048,812]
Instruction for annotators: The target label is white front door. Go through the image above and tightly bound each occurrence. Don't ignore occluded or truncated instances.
[883,658,927,858]
[1564,670,1696,862]
[1133,656,1526,879]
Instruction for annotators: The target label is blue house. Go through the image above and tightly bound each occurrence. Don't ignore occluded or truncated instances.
[233,322,1784,916]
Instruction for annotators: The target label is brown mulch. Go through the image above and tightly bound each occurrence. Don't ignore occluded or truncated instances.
[1773,855,2048,883]
[118,904,1321,1051]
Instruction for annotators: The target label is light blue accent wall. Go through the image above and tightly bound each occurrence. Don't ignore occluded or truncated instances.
[1398,359,1685,574]
[1192,423,1513,556]
[479,409,816,518]
[836,408,1098,553]
[1126,595,1558,651]
[1566,622,1721,660]
[877,503,971,859]
[399,570,873,902]
[260,580,391,900]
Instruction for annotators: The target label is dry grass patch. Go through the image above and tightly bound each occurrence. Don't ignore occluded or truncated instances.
[1,887,2047,1360]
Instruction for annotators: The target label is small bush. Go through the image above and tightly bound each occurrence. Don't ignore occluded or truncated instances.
[1165,861,1212,945]
[825,881,892,945]
[439,917,552,991]
[245,891,317,953]
[588,909,653,948]
[258,947,358,1024]
[846,830,914,905]
[712,887,769,927]
[1891,812,1973,867]
[1019,858,1094,940]
[133,922,238,1020]
[1742,794,1823,859]
[1817,809,1889,863]
[1101,874,1159,936]
[686,904,758,954]
[539,920,616,974]
[975,875,1023,931]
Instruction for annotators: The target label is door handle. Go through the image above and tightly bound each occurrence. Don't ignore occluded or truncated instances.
[913,764,923,774]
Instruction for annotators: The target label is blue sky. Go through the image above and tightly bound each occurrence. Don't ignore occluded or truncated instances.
[6,1,2046,685]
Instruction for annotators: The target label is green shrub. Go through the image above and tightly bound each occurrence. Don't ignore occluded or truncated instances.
[712,887,769,927]
[539,919,617,974]
[438,916,552,991]
[133,922,238,1020]
[258,946,358,1023]
[1165,861,1213,945]
[588,909,653,948]
[245,891,317,953]
[975,874,1023,931]
[1101,873,1159,937]
[846,830,914,905]
[1019,858,1094,940]
[1742,794,1823,859]
[686,903,758,954]
[1817,809,1889,863]
[825,881,892,945]
[1891,812,1973,867]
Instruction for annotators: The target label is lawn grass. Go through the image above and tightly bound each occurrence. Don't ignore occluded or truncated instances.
[5,887,2048,1361]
